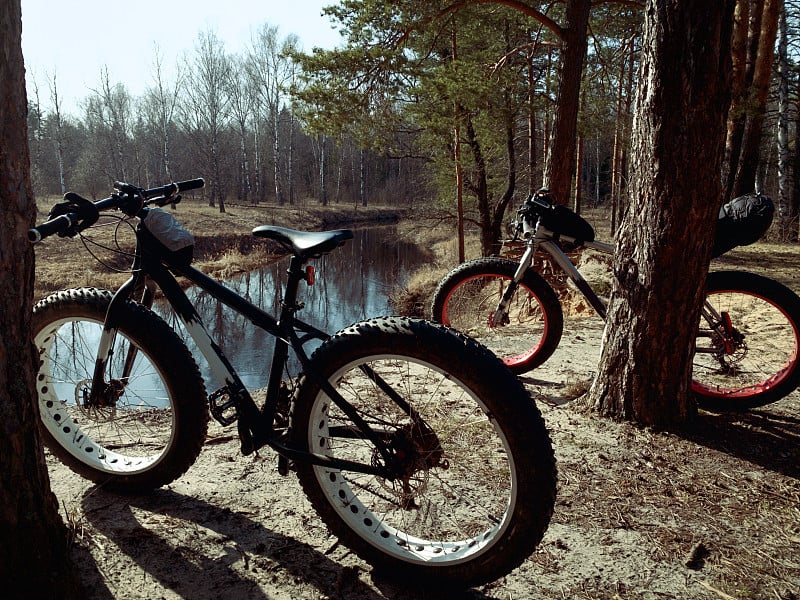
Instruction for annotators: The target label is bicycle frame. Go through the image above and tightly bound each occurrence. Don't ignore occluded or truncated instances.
[507,223,728,357]
[498,224,612,323]
[89,221,395,477]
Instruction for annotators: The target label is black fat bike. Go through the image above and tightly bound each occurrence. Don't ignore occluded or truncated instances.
[29,179,556,588]
[432,189,800,411]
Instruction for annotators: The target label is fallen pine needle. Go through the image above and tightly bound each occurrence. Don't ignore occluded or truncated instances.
[695,579,738,600]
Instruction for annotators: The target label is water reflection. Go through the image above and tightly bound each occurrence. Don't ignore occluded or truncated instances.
[154,226,427,391]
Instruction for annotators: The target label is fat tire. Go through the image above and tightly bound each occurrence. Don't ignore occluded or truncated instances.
[694,271,800,410]
[290,316,556,588]
[33,287,208,492]
[431,257,563,373]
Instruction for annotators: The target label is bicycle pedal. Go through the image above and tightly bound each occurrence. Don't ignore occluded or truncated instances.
[209,387,239,426]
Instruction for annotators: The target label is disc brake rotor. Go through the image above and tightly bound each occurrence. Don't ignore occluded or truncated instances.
[74,378,122,422]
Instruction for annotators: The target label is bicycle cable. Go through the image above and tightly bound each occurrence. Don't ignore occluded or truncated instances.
[77,216,139,273]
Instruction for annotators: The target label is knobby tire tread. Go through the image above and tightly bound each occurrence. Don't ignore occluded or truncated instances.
[290,316,557,588]
[33,287,209,492]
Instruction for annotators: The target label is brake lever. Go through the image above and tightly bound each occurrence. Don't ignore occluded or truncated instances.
[48,193,99,236]
[151,193,181,208]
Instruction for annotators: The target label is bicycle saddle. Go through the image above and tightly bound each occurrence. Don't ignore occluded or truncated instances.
[252,225,354,259]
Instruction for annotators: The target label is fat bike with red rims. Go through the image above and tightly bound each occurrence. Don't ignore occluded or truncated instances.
[432,189,800,410]
[431,256,564,374]
[30,179,556,588]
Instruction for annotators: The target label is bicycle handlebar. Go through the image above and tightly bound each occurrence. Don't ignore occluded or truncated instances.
[510,188,553,238]
[28,214,77,243]
[29,178,205,243]
[116,178,205,201]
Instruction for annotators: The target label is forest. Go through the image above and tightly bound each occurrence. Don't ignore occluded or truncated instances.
[25,0,800,248]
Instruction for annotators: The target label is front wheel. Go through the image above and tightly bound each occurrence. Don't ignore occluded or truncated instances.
[290,317,556,588]
[33,287,209,492]
[693,271,800,410]
[430,257,564,374]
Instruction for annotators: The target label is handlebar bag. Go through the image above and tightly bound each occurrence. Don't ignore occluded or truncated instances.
[140,208,195,265]
[711,192,774,258]
[539,205,596,245]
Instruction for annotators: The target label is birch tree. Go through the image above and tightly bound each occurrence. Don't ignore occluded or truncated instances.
[180,29,231,211]
[48,71,68,194]
[228,55,255,202]
[147,45,182,184]
[248,25,299,205]
[91,67,133,181]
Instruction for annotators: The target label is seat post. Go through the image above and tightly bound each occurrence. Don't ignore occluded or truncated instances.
[280,255,307,322]
[262,253,307,428]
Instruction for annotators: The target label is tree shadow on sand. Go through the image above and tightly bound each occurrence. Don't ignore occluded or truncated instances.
[679,405,800,479]
[523,370,800,480]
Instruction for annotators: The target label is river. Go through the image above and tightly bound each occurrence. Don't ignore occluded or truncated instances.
[156,225,429,391]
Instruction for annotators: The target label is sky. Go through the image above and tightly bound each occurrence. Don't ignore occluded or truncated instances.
[20,0,344,114]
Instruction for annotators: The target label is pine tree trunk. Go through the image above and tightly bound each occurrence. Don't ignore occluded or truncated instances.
[320,135,328,206]
[0,2,84,595]
[794,103,800,241]
[575,134,583,213]
[543,0,590,205]
[288,111,295,206]
[359,148,367,207]
[586,0,736,427]
[776,1,796,240]
[527,33,538,195]
[722,0,751,201]
[732,0,780,197]
[273,106,283,205]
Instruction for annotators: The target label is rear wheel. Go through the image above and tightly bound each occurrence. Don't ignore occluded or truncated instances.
[431,257,563,373]
[33,287,208,492]
[693,271,800,410]
[290,317,556,588]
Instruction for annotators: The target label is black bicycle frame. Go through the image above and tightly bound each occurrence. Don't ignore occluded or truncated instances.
[89,221,396,478]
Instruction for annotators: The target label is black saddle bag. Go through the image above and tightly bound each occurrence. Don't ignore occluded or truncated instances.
[711,193,774,258]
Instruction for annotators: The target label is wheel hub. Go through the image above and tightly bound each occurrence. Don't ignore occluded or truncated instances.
[75,378,125,420]
[378,421,449,510]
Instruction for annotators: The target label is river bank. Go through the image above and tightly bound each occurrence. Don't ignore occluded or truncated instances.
[32,199,409,301]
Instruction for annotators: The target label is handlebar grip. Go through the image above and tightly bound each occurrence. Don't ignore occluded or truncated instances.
[28,214,76,243]
[176,178,204,192]
[141,178,205,200]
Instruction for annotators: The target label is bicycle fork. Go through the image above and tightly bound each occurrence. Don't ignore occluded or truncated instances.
[697,301,744,364]
[492,238,610,326]
[491,245,536,327]
[86,278,152,408]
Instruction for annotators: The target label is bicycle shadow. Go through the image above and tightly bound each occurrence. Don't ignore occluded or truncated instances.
[678,406,800,479]
[77,487,494,600]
